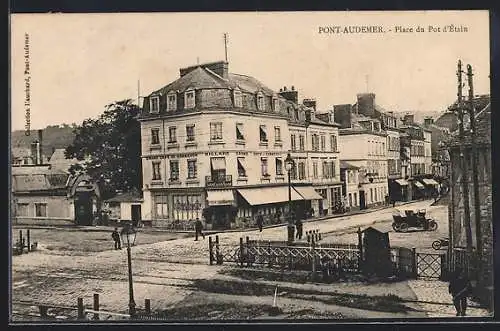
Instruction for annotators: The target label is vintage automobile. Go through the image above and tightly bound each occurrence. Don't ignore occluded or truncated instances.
[392,209,438,233]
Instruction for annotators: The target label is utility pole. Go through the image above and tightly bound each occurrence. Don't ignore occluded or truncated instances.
[456,60,473,257]
[224,33,228,62]
[467,64,482,279]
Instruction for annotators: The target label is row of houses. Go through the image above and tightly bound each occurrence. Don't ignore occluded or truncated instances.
[12,60,473,229]
[135,60,440,229]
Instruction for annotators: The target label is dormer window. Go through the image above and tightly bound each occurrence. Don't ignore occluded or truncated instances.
[150,96,160,114]
[272,97,279,111]
[184,89,195,109]
[257,92,265,111]
[167,92,177,111]
[233,88,242,108]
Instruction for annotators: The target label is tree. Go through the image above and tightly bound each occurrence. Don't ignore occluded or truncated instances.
[65,99,142,199]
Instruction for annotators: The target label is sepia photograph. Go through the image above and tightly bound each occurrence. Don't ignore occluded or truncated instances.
[9,10,493,322]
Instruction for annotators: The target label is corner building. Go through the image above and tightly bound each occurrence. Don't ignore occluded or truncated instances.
[139,61,340,229]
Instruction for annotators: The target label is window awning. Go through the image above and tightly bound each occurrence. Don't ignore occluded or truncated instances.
[395,179,409,186]
[414,181,425,189]
[422,178,439,186]
[293,186,323,200]
[237,186,303,206]
[206,190,234,206]
[210,157,226,171]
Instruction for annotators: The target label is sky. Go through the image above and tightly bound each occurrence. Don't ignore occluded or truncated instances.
[10,11,490,131]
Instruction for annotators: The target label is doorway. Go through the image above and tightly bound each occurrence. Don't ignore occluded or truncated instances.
[359,190,366,210]
[131,204,141,226]
[74,192,92,225]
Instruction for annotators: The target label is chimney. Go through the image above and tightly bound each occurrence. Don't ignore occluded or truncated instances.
[278,86,298,104]
[356,93,376,117]
[329,109,335,124]
[37,129,43,165]
[424,117,434,127]
[403,114,415,125]
[333,104,353,129]
[180,61,229,79]
[302,98,317,111]
[30,141,38,165]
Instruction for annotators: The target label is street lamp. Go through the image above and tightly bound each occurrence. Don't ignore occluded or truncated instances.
[285,153,295,244]
[121,224,137,317]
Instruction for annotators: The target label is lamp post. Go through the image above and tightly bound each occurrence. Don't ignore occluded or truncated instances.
[285,153,295,244]
[121,224,137,317]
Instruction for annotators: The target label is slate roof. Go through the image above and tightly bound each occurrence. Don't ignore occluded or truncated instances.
[12,147,32,158]
[445,102,491,147]
[106,189,143,203]
[48,148,78,171]
[12,167,69,192]
[340,161,360,169]
[150,66,276,97]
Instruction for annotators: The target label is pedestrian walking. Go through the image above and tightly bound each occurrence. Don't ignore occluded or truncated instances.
[256,212,264,232]
[194,218,205,241]
[111,227,121,250]
[295,218,303,240]
[449,268,472,316]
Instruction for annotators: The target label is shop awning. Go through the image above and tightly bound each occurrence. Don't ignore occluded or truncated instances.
[237,186,303,206]
[210,157,226,170]
[206,190,234,206]
[395,179,409,186]
[293,186,323,200]
[414,181,425,189]
[422,178,439,186]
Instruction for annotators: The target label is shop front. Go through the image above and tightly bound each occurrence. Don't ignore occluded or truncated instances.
[203,189,236,230]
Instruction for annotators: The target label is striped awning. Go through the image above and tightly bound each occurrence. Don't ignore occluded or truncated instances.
[422,178,439,186]
[414,181,425,189]
[395,179,409,186]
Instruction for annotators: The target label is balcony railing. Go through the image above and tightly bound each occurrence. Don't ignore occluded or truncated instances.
[205,175,232,188]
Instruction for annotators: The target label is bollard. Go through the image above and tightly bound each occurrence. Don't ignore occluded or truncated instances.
[39,305,48,318]
[357,228,363,272]
[27,229,31,252]
[93,293,100,320]
[77,298,85,319]
[145,299,151,315]
[306,231,311,243]
[318,231,322,241]
[412,247,418,278]
[208,237,214,265]
[239,237,244,267]
[215,235,222,265]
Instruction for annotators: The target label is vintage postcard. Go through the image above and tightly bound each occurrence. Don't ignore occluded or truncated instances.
[10,10,492,322]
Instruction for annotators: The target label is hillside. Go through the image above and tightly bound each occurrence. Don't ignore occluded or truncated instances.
[11,125,76,158]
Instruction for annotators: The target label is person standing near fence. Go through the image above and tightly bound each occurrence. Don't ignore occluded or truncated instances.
[448,268,472,316]
[194,218,205,241]
[295,218,303,240]
[256,212,264,232]
[111,228,121,250]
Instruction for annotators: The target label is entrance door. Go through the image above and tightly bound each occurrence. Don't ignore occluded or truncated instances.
[131,204,141,226]
[74,192,92,225]
[359,190,366,210]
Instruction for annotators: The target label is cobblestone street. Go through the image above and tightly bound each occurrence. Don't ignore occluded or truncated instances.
[407,280,490,318]
[11,199,490,320]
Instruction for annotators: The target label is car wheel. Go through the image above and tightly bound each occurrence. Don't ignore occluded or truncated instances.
[432,240,441,250]
[428,220,438,231]
[392,222,401,232]
[399,223,409,233]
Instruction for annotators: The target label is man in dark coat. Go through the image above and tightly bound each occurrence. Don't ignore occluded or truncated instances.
[194,218,205,241]
[295,218,303,240]
[256,212,264,232]
[449,268,472,316]
[111,228,121,250]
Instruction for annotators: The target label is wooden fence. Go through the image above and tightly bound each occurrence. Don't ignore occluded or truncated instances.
[11,294,156,321]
